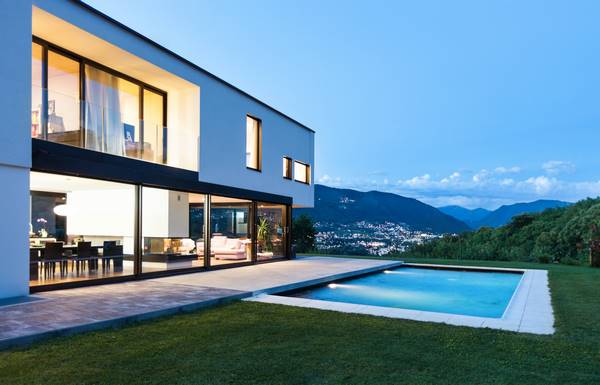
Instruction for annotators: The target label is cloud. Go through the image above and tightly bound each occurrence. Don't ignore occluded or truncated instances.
[542,160,575,176]
[317,174,342,186]
[494,166,521,174]
[518,176,557,195]
[400,174,432,188]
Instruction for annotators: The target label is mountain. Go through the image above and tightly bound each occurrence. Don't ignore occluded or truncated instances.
[471,200,571,228]
[294,185,470,234]
[404,197,600,264]
[439,206,491,228]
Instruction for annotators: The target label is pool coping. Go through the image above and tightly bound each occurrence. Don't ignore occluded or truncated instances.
[245,263,555,335]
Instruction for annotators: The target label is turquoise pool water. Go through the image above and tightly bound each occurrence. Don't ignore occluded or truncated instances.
[287,267,522,318]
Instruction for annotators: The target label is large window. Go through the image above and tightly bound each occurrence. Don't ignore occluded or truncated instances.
[257,203,287,260]
[31,38,167,165]
[141,188,205,273]
[29,172,135,287]
[246,116,261,170]
[294,161,311,184]
[209,196,253,266]
[84,65,140,158]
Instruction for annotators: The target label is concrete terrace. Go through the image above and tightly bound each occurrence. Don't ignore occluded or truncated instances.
[0,257,401,349]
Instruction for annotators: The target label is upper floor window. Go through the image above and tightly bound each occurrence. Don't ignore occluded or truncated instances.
[31,38,167,165]
[246,115,261,171]
[283,157,292,179]
[294,161,311,184]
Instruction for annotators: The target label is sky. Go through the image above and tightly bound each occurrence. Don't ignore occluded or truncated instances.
[87,0,600,209]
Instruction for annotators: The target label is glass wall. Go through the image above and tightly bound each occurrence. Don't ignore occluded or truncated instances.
[29,172,290,289]
[141,187,205,273]
[257,203,287,260]
[31,40,168,166]
[29,172,135,286]
[210,196,253,266]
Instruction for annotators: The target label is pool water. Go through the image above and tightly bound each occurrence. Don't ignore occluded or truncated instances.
[286,267,522,318]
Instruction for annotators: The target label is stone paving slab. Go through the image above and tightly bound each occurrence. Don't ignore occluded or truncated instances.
[153,256,404,294]
[0,280,248,350]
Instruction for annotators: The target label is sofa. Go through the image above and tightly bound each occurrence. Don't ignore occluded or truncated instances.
[196,236,248,260]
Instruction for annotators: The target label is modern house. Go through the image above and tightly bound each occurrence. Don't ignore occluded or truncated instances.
[0,0,314,299]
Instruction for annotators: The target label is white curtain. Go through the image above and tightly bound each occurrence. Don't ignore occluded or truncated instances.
[84,65,125,156]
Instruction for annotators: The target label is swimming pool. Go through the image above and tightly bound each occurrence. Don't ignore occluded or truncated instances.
[284,266,523,318]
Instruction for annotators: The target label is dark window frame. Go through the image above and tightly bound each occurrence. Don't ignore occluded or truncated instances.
[32,36,169,164]
[245,114,262,172]
[283,156,293,180]
[293,160,311,185]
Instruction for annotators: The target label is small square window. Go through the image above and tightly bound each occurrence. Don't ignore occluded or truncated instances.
[294,161,310,184]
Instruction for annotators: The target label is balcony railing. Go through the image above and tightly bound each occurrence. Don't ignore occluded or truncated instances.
[32,86,166,165]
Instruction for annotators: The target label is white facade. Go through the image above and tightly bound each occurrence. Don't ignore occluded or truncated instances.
[31,0,314,207]
[0,0,314,300]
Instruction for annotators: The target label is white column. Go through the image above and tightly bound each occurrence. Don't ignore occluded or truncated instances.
[0,0,32,298]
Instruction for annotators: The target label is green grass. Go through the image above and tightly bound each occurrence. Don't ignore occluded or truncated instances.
[1,259,600,384]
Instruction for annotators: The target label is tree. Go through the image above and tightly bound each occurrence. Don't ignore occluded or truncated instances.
[292,214,316,253]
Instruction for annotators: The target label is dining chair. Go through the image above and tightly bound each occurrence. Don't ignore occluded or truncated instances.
[73,241,92,275]
[102,241,123,271]
[43,242,66,277]
[29,249,40,281]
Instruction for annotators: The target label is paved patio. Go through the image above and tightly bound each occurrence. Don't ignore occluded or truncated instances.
[0,256,400,349]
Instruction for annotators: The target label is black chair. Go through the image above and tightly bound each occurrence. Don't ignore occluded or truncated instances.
[29,249,40,281]
[101,241,118,271]
[43,242,66,277]
[102,244,124,272]
[73,241,92,274]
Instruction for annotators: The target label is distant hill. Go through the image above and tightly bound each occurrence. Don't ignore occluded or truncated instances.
[404,197,600,264]
[439,206,491,228]
[473,200,571,228]
[294,185,470,234]
[441,200,571,229]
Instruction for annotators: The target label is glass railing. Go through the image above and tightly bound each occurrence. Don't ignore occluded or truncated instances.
[31,86,166,165]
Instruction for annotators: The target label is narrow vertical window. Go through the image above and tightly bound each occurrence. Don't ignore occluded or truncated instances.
[246,115,261,170]
[31,43,44,139]
[283,157,292,179]
[294,161,311,184]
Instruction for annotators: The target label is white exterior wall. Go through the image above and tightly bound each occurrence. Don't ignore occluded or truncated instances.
[199,79,315,207]
[0,0,32,298]
[33,0,315,207]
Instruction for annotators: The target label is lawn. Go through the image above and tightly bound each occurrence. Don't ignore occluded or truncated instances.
[1,259,600,384]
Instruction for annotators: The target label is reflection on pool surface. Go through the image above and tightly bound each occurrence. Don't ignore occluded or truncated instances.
[285,267,522,318]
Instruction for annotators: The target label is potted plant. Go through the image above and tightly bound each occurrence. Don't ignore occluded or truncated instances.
[257,217,272,252]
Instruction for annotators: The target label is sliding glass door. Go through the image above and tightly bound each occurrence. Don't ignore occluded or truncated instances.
[209,196,253,266]
[141,187,206,273]
[256,203,288,260]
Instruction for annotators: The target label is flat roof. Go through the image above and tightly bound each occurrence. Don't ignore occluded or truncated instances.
[72,0,315,134]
